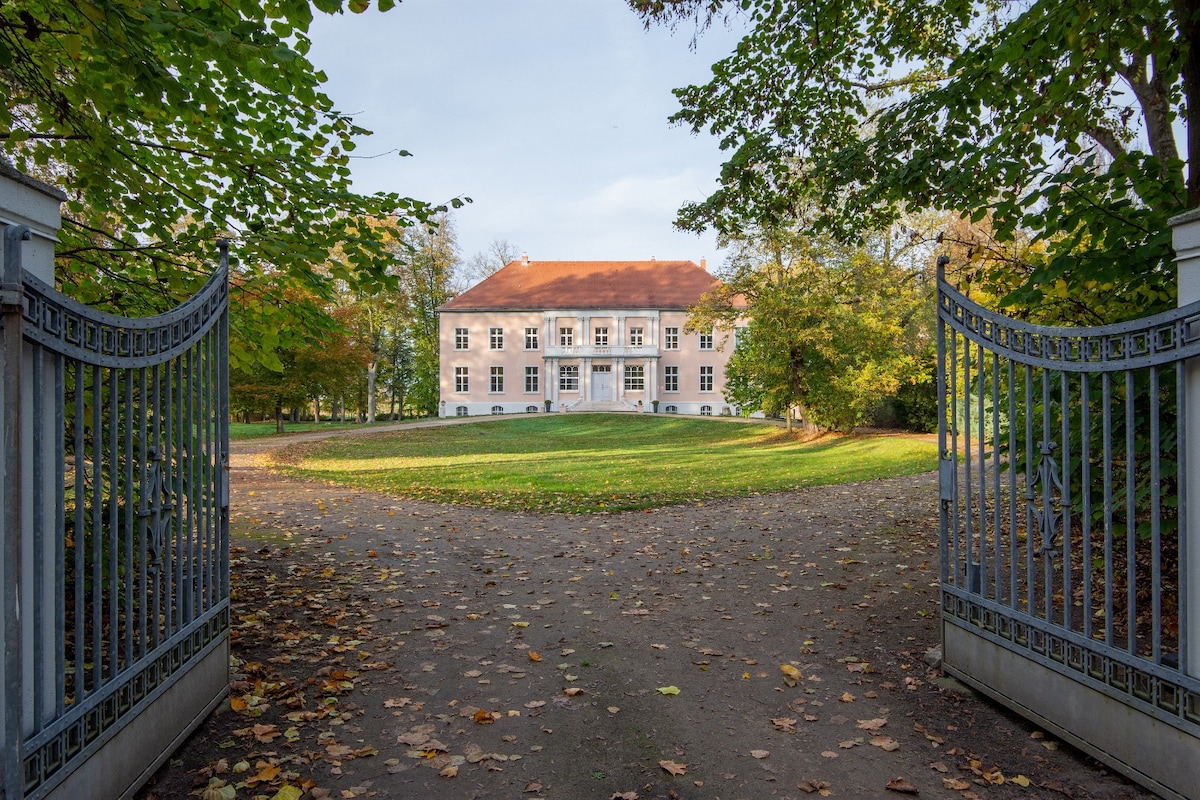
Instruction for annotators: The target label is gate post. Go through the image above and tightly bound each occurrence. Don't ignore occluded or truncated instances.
[0,166,65,800]
[1172,208,1200,678]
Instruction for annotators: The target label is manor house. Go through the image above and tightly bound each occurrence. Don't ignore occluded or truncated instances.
[437,255,741,417]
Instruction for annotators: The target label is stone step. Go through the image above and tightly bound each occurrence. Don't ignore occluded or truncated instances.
[568,401,638,413]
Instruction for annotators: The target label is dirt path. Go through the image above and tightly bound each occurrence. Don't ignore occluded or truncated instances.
[138,424,1153,800]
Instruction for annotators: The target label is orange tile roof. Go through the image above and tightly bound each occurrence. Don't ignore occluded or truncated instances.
[440,259,722,311]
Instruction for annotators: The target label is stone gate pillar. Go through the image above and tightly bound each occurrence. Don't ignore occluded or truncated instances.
[1172,208,1200,678]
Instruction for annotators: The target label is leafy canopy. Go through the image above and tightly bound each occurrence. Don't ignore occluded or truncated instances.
[0,0,457,343]
[632,0,1198,317]
[692,224,933,431]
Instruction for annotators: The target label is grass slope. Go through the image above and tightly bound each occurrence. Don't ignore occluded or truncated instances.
[268,415,937,513]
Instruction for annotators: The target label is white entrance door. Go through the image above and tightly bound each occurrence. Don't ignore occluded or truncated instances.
[592,366,612,401]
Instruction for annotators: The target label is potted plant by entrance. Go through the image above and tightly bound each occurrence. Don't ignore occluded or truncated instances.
[544,398,552,412]
[651,399,659,413]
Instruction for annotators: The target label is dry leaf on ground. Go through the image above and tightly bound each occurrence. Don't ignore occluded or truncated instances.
[885,777,920,794]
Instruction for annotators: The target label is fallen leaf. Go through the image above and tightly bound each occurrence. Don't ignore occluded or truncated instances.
[885,776,920,794]
[857,718,888,731]
[797,779,830,794]
[563,687,584,697]
[771,717,797,734]
[943,777,971,790]
[610,793,639,800]
[528,651,543,662]
[659,760,687,776]
[268,787,303,800]
[871,737,901,752]
[780,664,803,686]
[840,692,856,703]
[657,685,681,696]
[473,709,498,724]
[750,749,770,759]
[1011,775,1031,787]
[439,765,458,778]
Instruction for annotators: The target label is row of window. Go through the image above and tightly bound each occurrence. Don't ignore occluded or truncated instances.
[453,326,713,352]
[452,404,719,416]
[452,364,715,393]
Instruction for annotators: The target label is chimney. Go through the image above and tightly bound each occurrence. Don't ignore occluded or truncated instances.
[700,257,707,271]
[521,252,530,266]
[650,256,656,262]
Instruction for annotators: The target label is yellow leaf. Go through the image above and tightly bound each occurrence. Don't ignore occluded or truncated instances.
[528,651,543,662]
[269,786,303,800]
[1012,774,1031,787]
[656,686,681,696]
[780,664,802,686]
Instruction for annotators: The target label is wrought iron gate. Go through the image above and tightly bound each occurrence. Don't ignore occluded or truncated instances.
[1,225,230,799]
[937,257,1200,799]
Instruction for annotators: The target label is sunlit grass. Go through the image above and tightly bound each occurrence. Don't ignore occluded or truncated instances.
[267,415,936,513]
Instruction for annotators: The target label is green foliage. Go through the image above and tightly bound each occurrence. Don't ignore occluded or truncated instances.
[632,0,1192,319]
[692,225,934,432]
[0,0,458,361]
[399,215,459,415]
[268,415,938,513]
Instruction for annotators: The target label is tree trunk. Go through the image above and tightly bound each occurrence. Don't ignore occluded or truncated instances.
[1179,0,1200,206]
[367,358,378,424]
[274,403,284,435]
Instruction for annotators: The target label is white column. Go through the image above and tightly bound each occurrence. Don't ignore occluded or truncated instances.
[1173,208,1200,678]
[646,358,655,406]
[583,357,592,400]
[617,357,625,401]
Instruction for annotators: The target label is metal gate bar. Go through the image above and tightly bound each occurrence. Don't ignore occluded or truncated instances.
[937,255,1200,797]
[1,227,229,799]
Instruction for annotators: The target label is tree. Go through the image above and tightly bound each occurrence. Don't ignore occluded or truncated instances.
[456,239,522,292]
[398,214,459,415]
[0,0,457,360]
[631,0,1197,319]
[692,225,933,432]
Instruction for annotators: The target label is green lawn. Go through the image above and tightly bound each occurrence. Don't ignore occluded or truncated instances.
[267,415,937,513]
[229,419,422,441]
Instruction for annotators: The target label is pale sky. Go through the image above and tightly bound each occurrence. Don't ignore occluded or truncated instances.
[307,0,748,270]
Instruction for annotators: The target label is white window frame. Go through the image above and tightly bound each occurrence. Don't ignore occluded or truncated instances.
[454,327,469,351]
[524,365,539,393]
[560,327,574,347]
[629,327,644,347]
[489,327,504,351]
[490,366,504,393]
[624,364,644,391]
[524,327,540,350]
[699,330,714,351]
[559,364,579,391]
[454,366,469,393]
[699,365,714,392]
[700,405,713,416]
[594,326,609,346]
[663,365,679,393]
[664,327,679,350]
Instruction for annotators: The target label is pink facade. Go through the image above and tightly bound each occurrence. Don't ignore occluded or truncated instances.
[436,259,740,417]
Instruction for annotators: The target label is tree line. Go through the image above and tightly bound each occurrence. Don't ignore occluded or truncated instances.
[5,0,1196,434]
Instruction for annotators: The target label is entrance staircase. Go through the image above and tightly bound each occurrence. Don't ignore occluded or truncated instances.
[566,400,638,413]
